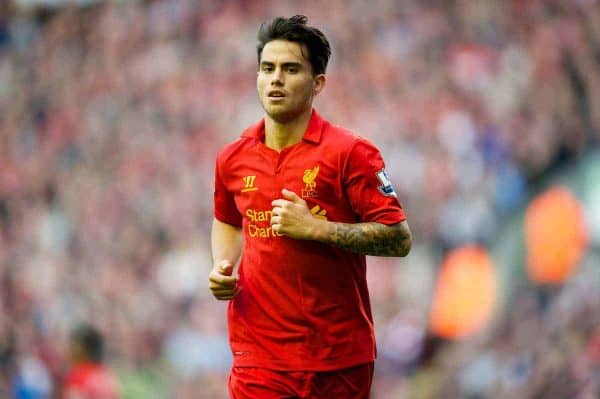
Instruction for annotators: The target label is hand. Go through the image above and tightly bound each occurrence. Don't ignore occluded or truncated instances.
[271,189,322,240]
[208,260,240,300]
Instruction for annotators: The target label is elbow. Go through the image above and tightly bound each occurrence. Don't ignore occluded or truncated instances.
[394,221,412,257]
[397,235,412,257]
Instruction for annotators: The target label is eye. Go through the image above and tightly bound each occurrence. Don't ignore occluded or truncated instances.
[286,66,299,73]
[261,65,274,73]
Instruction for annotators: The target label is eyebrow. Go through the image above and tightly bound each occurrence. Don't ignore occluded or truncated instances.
[260,61,304,69]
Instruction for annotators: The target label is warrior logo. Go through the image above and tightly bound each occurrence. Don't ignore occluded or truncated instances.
[242,175,258,193]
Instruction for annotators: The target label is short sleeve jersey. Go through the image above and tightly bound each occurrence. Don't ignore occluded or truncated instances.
[214,110,406,371]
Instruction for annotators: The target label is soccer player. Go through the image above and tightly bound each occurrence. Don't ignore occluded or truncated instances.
[209,15,412,398]
[62,324,119,399]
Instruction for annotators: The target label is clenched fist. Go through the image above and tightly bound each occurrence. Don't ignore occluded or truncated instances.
[208,260,240,300]
[271,189,325,240]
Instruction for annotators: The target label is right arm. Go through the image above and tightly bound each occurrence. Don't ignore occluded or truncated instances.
[209,218,243,300]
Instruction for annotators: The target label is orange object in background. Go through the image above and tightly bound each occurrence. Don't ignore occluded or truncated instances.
[525,186,588,285]
[429,245,497,340]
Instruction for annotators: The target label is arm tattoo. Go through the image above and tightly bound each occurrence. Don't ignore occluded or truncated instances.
[324,222,411,257]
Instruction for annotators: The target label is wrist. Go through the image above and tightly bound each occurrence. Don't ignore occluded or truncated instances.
[310,217,332,242]
[213,258,232,267]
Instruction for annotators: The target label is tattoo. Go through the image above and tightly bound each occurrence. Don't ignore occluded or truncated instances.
[325,222,411,257]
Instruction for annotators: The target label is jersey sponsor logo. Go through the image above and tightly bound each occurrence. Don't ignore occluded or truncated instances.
[245,208,283,238]
[302,165,319,199]
[244,205,329,238]
[376,169,397,197]
[241,175,258,192]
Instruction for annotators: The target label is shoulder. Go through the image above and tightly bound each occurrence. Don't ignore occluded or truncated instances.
[216,137,252,165]
[217,135,260,168]
[321,121,359,149]
[321,121,381,155]
[216,119,263,165]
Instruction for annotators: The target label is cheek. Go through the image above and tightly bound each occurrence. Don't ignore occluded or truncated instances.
[257,83,268,103]
[291,79,313,100]
[299,83,314,101]
[257,76,267,92]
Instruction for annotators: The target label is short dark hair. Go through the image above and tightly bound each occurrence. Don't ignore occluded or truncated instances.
[257,15,331,75]
[71,324,104,363]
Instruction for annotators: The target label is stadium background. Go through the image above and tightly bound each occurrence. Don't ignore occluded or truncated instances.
[1,0,599,397]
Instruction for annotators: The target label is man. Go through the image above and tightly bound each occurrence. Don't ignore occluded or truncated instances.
[62,324,119,399]
[210,15,412,398]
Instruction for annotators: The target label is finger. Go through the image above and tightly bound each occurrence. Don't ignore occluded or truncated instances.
[217,285,242,296]
[209,279,238,291]
[213,260,234,276]
[219,262,234,276]
[212,286,242,300]
[271,206,281,216]
[210,288,237,296]
[270,215,281,226]
[209,286,237,296]
[281,189,303,203]
[214,293,236,300]
[209,280,238,292]
[271,199,291,208]
[209,269,238,282]
[209,273,238,286]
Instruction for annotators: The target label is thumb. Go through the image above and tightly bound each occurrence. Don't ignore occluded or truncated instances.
[218,260,234,276]
[282,188,302,203]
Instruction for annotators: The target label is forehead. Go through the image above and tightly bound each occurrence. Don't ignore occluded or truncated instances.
[261,40,309,65]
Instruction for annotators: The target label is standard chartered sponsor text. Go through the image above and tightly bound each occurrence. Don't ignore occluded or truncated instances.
[246,208,283,238]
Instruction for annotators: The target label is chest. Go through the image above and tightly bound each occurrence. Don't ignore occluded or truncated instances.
[225,143,352,222]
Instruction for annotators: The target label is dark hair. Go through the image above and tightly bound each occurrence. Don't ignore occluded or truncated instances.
[71,324,104,363]
[257,15,331,75]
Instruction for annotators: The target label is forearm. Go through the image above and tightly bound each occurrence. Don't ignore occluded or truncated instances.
[211,219,243,266]
[313,220,412,257]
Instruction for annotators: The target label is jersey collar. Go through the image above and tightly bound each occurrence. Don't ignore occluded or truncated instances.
[241,109,324,144]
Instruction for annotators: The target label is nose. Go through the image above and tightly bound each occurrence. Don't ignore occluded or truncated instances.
[270,68,284,86]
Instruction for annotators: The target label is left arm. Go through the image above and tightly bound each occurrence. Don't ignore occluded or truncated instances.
[271,189,412,257]
[319,219,411,257]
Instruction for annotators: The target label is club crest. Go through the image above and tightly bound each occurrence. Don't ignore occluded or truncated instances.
[302,165,319,199]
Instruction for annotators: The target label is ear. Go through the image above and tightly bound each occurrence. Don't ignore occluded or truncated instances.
[313,74,326,96]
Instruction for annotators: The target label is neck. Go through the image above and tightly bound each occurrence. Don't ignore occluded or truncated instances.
[264,108,313,151]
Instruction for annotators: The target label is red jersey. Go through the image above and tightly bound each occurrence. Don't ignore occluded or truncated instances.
[214,110,406,371]
[62,362,119,399]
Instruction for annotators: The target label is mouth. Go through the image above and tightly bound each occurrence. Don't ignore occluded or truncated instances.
[267,91,286,100]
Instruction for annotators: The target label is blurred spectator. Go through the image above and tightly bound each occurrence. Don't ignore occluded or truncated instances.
[62,324,119,399]
[11,354,52,399]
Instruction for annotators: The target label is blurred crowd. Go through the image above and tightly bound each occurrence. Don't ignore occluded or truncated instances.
[0,0,599,397]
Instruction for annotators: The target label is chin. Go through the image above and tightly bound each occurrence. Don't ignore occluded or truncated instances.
[264,104,310,123]
[265,108,295,123]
